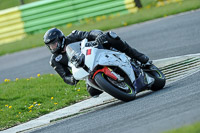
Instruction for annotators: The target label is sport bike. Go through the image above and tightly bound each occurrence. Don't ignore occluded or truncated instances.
[66,39,166,102]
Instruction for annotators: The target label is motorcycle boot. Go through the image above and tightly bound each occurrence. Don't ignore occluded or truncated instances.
[86,84,103,97]
[105,31,149,64]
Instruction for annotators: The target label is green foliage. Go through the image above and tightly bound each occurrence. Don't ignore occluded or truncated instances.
[0,74,89,130]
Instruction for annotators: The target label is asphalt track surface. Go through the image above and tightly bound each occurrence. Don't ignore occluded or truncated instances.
[0,10,200,133]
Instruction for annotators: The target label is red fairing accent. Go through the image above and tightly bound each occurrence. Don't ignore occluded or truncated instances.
[86,49,92,55]
[92,67,118,80]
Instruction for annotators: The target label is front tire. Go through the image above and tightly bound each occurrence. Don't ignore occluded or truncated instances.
[94,72,136,102]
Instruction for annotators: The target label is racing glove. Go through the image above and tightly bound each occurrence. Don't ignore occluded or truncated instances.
[85,41,98,47]
[95,33,108,45]
[71,53,85,68]
[63,75,78,85]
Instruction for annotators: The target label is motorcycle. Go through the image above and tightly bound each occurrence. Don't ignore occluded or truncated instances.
[66,39,166,102]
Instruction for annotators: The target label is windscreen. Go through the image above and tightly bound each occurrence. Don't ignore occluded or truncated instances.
[66,42,81,62]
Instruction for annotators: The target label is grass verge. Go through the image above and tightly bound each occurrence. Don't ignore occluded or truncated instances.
[164,122,200,133]
[0,0,200,56]
[0,74,89,130]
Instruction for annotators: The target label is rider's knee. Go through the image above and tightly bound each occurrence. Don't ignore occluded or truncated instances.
[105,31,127,51]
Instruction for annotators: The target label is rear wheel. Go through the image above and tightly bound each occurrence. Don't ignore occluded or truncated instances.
[144,64,166,91]
[94,72,136,102]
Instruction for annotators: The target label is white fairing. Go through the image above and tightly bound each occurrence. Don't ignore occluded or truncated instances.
[71,66,89,80]
[71,39,135,82]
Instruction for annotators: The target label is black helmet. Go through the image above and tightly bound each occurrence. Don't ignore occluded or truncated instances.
[43,28,65,54]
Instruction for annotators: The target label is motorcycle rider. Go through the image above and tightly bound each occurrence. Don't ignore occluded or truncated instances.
[43,28,150,97]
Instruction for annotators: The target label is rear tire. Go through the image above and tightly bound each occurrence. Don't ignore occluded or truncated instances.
[145,65,166,91]
[94,72,136,102]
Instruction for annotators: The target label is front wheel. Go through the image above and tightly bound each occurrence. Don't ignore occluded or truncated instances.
[94,72,136,102]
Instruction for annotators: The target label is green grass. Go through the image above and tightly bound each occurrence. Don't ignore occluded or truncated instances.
[1,0,200,56]
[141,0,157,7]
[0,74,89,130]
[164,122,200,133]
[0,0,39,10]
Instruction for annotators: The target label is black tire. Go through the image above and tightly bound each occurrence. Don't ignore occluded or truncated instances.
[86,84,103,97]
[145,65,166,91]
[94,72,136,102]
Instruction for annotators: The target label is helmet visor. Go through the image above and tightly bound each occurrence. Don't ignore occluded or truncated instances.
[46,39,61,54]
[49,41,58,51]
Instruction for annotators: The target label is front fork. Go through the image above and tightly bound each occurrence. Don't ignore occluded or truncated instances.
[90,67,119,91]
